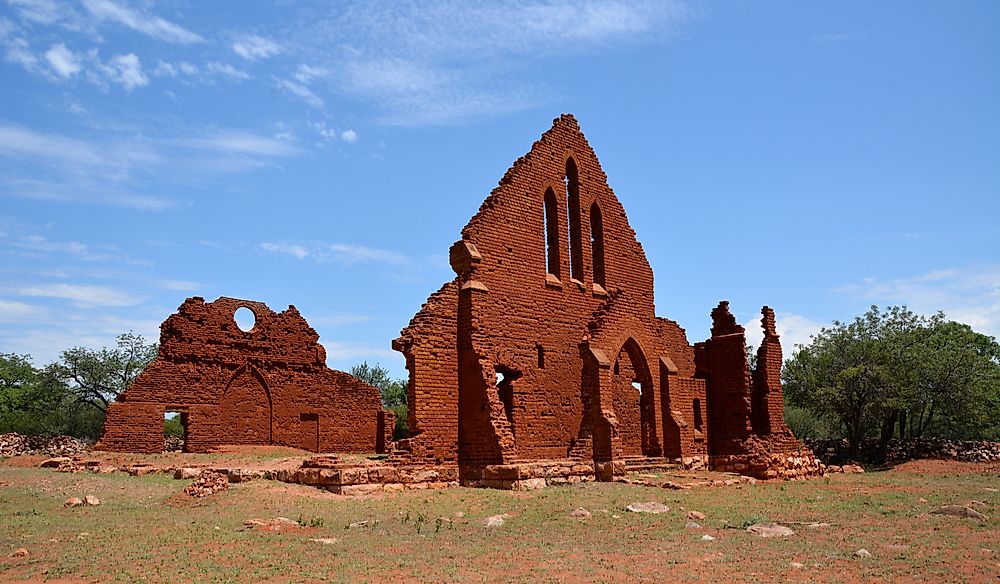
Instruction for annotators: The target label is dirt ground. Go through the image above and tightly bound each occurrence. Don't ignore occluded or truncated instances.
[1,456,996,583]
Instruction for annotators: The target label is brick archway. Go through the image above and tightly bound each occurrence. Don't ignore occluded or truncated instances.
[612,338,659,457]
[220,364,272,445]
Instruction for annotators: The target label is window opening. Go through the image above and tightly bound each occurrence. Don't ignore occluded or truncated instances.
[543,188,561,277]
[693,398,703,431]
[589,201,606,287]
[565,158,583,280]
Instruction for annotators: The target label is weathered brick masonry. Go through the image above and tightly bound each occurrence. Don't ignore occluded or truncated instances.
[395,114,818,483]
[96,296,392,454]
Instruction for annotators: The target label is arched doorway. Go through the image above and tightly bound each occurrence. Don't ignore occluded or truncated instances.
[611,339,659,456]
[221,366,272,445]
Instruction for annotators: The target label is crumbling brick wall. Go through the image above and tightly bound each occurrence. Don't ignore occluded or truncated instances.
[397,114,807,479]
[96,296,390,454]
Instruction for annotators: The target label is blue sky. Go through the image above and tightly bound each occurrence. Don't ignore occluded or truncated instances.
[1,0,998,378]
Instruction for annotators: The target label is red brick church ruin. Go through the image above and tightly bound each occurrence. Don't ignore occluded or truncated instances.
[97,114,820,487]
[393,114,818,485]
[96,296,392,454]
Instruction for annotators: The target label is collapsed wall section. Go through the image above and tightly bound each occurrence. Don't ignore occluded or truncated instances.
[96,296,390,454]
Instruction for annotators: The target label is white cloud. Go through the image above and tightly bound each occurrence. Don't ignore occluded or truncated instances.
[81,0,203,44]
[205,61,250,81]
[258,241,407,266]
[14,283,140,307]
[837,265,1000,338]
[289,0,690,124]
[232,34,282,60]
[155,279,202,292]
[744,312,825,355]
[180,130,300,157]
[341,129,358,143]
[0,299,47,322]
[276,78,324,108]
[7,0,65,26]
[1,17,39,71]
[99,52,147,91]
[293,64,328,84]
[44,42,81,77]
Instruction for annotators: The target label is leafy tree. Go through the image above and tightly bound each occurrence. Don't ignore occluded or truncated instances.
[53,331,157,412]
[350,361,409,439]
[783,305,1000,459]
[903,319,1000,438]
[0,354,105,439]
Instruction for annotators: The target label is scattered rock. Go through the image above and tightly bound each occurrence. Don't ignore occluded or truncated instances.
[626,502,670,514]
[805,437,1000,465]
[701,534,715,541]
[174,467,202,480]
[746,523,795,538]
[83,495,100,506]
[805,522,830,529]
[967,500,988,511]
[918,497,929,503]
[310,538,338,545]
[930,505,987,520]
[688,510,706,521]
[483,514,508,528]
[40,456,73,468]
[569,507,592,518]
[183,470,228,498]
[243,517,301,532]
[64,497,83,508]
[348,520,373,529]
[855,548,872,559]
[10,548,29,558]
[685,521,702,529]
[454,511,465,518]
[789,562,804,569]
[842,464,865,474]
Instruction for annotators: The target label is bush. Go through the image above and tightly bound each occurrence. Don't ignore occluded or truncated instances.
[785,405,836,440]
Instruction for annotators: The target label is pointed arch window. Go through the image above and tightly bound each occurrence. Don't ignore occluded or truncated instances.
[565,158,583,281]
[543,187,561,278]
[590,201,606,287]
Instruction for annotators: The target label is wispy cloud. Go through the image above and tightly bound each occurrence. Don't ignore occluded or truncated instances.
[0,298,48,322]
[97,52,147,90]
[80,0,203,44]
[44,42,81,77]
[155,279,202,292]
[836,265,1000,338]
[276,78,324,108]
[180,130,300,157]
[744,312,825,355]
[232,34,282,60]
[13,283,140,307]
[285,0,691,124]
[1,232,150,265]
[258,241,407,266]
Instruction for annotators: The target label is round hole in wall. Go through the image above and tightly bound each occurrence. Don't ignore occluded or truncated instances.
[234,306,256,332]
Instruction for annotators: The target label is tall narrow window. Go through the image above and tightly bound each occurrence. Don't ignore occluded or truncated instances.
[693,398,703,431]
[565,158,583,281]
[543,188,560,278]
[590,201,606,287]
[537,344,545,369]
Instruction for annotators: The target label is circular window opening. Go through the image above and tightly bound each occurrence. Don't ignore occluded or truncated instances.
[234,306,256,332]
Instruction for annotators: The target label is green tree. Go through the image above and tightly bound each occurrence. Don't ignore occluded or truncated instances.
[783,306,921,458]
[350,361,409,439]
[783,305,1000,458]
[0,354,105,439]
[903,319,1000,439]
[53,331,157,412]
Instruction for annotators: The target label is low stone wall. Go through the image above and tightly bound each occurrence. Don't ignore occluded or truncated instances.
[461,459,599,490]
[805,438,1000,465]
[277,456,459,495]
[712,451,826,480]
[0,433,92,457]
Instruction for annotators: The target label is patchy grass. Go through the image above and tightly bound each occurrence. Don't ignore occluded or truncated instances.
[0,460,997,582]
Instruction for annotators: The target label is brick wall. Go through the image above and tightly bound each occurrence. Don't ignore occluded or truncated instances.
[96,296,389,454]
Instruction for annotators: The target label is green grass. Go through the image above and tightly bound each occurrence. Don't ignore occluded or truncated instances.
[0,462,997,582]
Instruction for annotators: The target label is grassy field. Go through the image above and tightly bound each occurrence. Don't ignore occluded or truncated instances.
[1,458,996,583]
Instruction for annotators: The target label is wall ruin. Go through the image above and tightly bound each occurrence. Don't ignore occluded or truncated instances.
[96,296,392,454]
[395,114,817,483]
